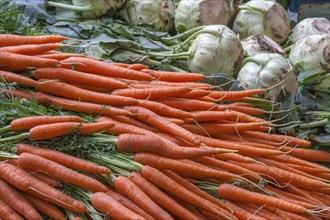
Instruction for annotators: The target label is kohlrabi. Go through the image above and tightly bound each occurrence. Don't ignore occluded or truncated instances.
[174,0,242,33]
[125,0,175,32]
[46,0,127,19]
[242,34,285,57]
[290,17,330,44]
[237,53,297,99]
[289,34,330,73]
[232,0,290,44]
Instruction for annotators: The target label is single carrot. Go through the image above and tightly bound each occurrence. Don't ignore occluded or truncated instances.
[192,110,266,123]
[91,192,146,220]
[0,197,24,220]
[36,53,88,60]
[141,69,205,82]
[129,172,201,220]
[28,121,115,140]
[208,89,266,101]
[225,201,267,220]
[34,67,128,89]
[16,143,111,174]
[114,175,173,220]
[106,189,155,220]
[214,153,257,163]
[141,165,236,220]
[47,95,131,116]
[0,88,49,103]
[111,86,192,100]
[177,89,211,99]
[139,100,193,118]
[162,169,233,213]
[67,82,113,93]
[287,164,327,174]
[22,192,66,220]
[124,106,201,145]
[127,63,149,71]
[168,195,207,220]
[0,34,69,47]
[281,146,330,162]
[234,203,284,219]
[61,57,154,81]
[0,178,43,220]
[150,80,212,89]
[218,184,308,214]
[268,155,330,171]
[0,51,60,70]
[36,80,139,106]
[18,153,108,192]
[217,105,267,115]
[229,102,256,107]
[0,162,30,191]
[0,70,38,87]
[117,133,229,159]
[0,43,63,55]
[9,115,84,131]
[112,115,160,133]
[158,97,219,111]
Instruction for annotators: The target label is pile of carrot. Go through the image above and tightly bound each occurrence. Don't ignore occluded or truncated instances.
[0,33,329,220]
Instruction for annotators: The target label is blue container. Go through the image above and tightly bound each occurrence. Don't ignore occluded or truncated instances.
[289,0,330,12]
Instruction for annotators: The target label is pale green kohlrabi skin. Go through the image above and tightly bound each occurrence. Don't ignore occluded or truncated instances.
[125,0,175,32]
[237,53,297,99]
[242,34,285,57]
[174,0,242,33]
[289,34,330,73]
[290,17,330,44]
[232,0,290,45]
[188,25,244,76]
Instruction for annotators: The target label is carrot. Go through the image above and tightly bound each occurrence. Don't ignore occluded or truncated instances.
[36,53,88,60]
[0,88,49,103]
[111,86,192,100]
[218,105,267,115]
[18,153,108,192]
[129,171,201,220]
[61,57,154,81]
[22,192,66,220]
[177,89,211,99]
[0,70,38,87]
[0,162,30,191]
[268,155,330,171]
[0,178,43,220]
[139,100,193,118]
[29,121,115,140]
[34,67,128,89]
[17,143,111,174]
[208,88,266,101]
[9,115,84,131]
[124,106,201,145]
[234,203,284,219]
[141,68,205,82]
[0,43,63,55]
[150,80,213,90]
[158,97,219,111]
[281,146,330,162]
[91,192,146,220]
[0,34,69,47]
[36,80,139,106]
[218,184,308,214]
[67,82,113,93]
[127,63,149,70]
[162,169,233,213]
[229,102,256,107]
[140,165,236,220]
[114,175,173,220]
[192,110,267,123]
[225,201,267,220]
[47,95,131,116]
[112,115,160,133]
[106,189,156,220]
[288,164,327,174]
[169,195,207,220]
[0,197,24,220]
[0,51,60,70]
[214,153,257,163]
[117,133,228,159]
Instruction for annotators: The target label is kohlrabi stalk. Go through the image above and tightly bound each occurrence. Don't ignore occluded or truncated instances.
[232,0,290,44]
[290,17,330,44]
[46,0,127,19]
[289,34,330,73]
[242,34,285,57]
[125,0,175,32]
[237,53,297,100]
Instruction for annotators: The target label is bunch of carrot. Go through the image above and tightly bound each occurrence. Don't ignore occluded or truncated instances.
[0,33,329,220]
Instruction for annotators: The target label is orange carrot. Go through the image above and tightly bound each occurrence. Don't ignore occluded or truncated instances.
[281,146,330,162]
[18,153,108,192]
[0,178,43,220]
[0,163,30,191]
[177,89,211,99]
[218,105,267,115]
[66,82,113,93]
[0,70,38,87]
[217,184,308,214]
[112,115,160,133]
[208,89,266,101]
[0,197,24,220]
[139,100,193,118]
[158,97,219,111]
[0,51,60,70]
[61,57,154,81]
[287,164,327,174]
[214,153,257,163]
[29,121,115,140]
[0,34,69,47]
[141,69,205,82]
[140,165,236,220]
[106,189,156,220]
[114,175,173,220]
[234,203,284,219]
[268,155,330,171]
[192,110,266,123]
[22,192,66,220]
[124,106,201,145]
[36,53,88,60]
[36,80,139,106]
[150,80,213,90]
[0,88,49,103]
[91,192,146,220]
[127,63,149,70]
[10,115,84,131]
[0,43,62,55]
[225,201,267,220]
[16,143,111,174]
[129,171,201,220]
[34,67,128,89]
